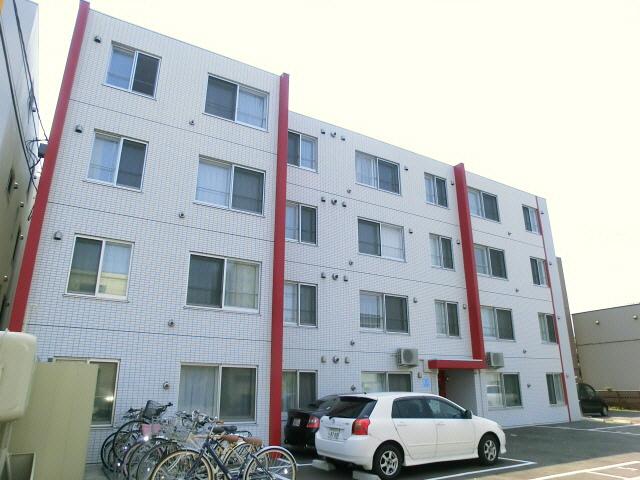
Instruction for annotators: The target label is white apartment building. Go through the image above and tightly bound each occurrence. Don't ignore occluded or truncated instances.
[10,3,580,463]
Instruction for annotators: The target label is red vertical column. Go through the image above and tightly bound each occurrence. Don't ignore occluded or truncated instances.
[535,198,571,421]
[9,0,90,332]
[453,163,485,364]
[269,73,289,445]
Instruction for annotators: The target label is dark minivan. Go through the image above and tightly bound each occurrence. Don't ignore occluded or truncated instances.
[577,383,608,416]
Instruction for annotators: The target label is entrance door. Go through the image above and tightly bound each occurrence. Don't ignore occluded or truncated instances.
[438,370,447,398]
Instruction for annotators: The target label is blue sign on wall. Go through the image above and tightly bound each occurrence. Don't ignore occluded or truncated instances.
[422,378,430,388]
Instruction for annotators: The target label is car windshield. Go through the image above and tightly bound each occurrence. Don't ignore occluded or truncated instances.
[327,397,376,419]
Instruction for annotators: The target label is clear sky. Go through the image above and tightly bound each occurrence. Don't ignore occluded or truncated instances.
[34,0,639,314]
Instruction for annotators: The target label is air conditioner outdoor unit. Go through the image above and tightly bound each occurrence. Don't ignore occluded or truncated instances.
[397,348,419,367]
[486,352,504,368]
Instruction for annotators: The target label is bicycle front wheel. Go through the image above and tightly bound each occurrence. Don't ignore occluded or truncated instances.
[151,449,213,480]
[243,446,296,480]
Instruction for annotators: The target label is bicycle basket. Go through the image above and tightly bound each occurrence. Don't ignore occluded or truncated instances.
[141,400,166,421]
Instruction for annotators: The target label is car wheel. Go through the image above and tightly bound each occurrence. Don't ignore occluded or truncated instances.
[478,434,499,466]
[372,443,402,480]
[601,406,609,417]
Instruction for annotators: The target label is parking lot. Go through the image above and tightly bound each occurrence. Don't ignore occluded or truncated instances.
[292,410,640,480]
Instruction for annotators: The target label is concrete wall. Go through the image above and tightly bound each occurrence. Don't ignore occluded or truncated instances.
[573,304,640,390]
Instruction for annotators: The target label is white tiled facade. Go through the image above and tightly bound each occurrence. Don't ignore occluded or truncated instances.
[21,8,580,463]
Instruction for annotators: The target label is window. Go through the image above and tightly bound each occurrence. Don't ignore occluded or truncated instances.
[522,205,540,233]
[362,372,411,392]
[531,257,548,286]
[426,398,465,419]
[285,203,317,244]
[287,131,317,171]
[474,245,507,279]
[358,219,404,260]
[187,254,259,311]
[393,397,432,418]
[360,292,408,333]
[67,236,132,299]
[468,188,500,221]
[6,168,14,195]
[12,228,21,262]
[106,45,159,97]
[196,158,264,215]
[282,371,316,412]
[205,76,267,129]
[54,357,119,426]
[88,133,147,189]
[284,282,317,326]
[430,234,454,269]
[546,373,565,405]
[355,152,400,194]
[435,300,460,337]
[425,174,448,207]
[487,373,522,407]
[539,313,557,343]
[178,364,256,422]
[481,307,514,340]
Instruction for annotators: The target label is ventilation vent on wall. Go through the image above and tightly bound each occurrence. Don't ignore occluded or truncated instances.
[486,352,504,368]
[397,348,419,367]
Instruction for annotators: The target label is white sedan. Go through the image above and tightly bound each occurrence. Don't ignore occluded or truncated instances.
[315,392,506,480]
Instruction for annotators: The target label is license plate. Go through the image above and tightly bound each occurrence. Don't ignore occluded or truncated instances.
[292,418,301,427]
[328,427,340,440]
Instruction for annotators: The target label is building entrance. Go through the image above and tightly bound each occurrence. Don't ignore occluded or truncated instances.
[436,369,478,413]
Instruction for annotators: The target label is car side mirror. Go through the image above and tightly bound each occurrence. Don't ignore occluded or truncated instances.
[464,409,473,419]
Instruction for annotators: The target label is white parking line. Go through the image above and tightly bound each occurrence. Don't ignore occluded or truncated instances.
[592,424,640,430]
[525,461,640,480]
[423,458,536,480]
[532,425,640,436]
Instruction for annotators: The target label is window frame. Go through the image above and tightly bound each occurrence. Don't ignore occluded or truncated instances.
[429,234,454,270]
[355,151,401,194]
[468,188,500,222]
[474,244,508,279]
[357,218,405,261]
[281,370,317,412]
[434,300,460,337]
[546,373,565,405]
[522,205,540,234]
[287,131,317,171]
[359,291,409,334]
[531,257,549,286]
[424,173,448,208]
[65,235,133,300]
[195,158,265,216]
[204,75,268,130]
[481,306,515,341]
[285,202,317,245]
[486,372,522,408]
[87,132,148,191]
[186,253,261,313]
[539,313,557,343]
[284,281,317,327]
[178,363,257,423]
[362,371,412,392]
[53,357,120,427]
[105,45,160,98]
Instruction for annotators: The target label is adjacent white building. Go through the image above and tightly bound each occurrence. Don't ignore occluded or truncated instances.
[10,2,580,463]
[0,0,39,330]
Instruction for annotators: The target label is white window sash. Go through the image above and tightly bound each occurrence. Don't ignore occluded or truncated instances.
[380,224,404,259]
[430,235,442,267]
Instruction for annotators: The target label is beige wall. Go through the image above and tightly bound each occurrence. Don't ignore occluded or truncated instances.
[9,362,97,480]
[573,304,640,390]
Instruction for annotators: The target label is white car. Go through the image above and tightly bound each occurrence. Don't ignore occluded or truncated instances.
[315,392,506,479]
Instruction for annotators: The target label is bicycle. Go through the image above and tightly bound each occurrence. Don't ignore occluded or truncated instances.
[112,401,173,464]
[150,424,296,480]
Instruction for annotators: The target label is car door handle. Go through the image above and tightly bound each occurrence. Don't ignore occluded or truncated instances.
[437,421,446,426]
[396,422,407,427]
